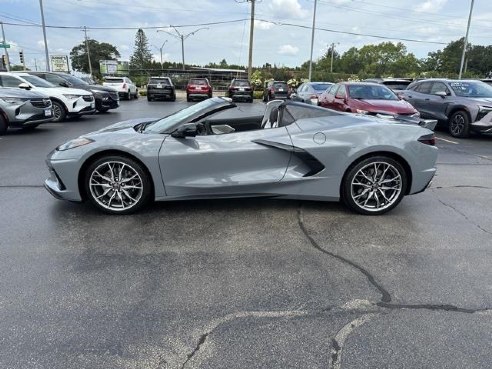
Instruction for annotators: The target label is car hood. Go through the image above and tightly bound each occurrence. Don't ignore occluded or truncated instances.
[86,84,118,93]
[91,118,158,134]
[354,99,416,114]
[34,86,93,96]
[0,87,48,99]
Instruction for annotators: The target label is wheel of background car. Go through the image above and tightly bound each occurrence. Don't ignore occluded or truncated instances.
[0,114,8,135]
[342,156,407,215]
[85,155,152,215]
[449,110,470,138]
[52,101,66,122]
[127,91,131,100]
[97,108,109,113]
[147,95,152,101]
[186,94,191,102]
[134,91,139,99]
[170,94,176,102]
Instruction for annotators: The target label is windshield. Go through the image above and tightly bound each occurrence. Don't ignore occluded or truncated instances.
[63,74,88,85]
[149,78,170,85]
[382,81,411,90]
[105,78,124,83]
[348,84,398,100]
[449,81,492,98]
[189,79,207,85]
[145,98,222,133]
[312,83,333,91]
[232,80,250,87]
[22,75,56,88]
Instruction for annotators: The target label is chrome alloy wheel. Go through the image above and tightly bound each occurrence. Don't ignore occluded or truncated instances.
[450,113,465,136]
[53,104,62,121]
[89,161,143,211]
[350,161,402,212]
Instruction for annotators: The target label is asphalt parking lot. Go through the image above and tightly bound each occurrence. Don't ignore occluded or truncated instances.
[0,97,491,369]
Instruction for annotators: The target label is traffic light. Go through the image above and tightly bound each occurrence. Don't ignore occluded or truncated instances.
[1,54,6,68]
[19,51,24,64]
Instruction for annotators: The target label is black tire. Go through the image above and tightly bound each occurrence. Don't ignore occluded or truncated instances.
[0,115,8,135]
[52,101,67,122]
[186,94,191,102]
[22,124,39,131]
[97,108,109,113]
[126,91,131,100]
[170,93,176,102]
[449,110,470,138]
[147,95,153,102]
[134,91,139,99]
[84,155,152,215]
[341,156,407,216]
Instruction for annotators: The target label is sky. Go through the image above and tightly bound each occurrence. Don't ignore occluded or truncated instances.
[0,0,491,72]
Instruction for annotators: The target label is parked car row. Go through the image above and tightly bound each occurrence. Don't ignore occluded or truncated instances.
[0,71,128,135]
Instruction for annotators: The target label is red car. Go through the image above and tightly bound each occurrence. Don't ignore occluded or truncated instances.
[186,78,213,102]
[318,82,419,117]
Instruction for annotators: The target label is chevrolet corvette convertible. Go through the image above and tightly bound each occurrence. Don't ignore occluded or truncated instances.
[45,97,437,215]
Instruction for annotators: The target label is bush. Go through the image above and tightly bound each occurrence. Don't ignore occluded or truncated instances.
[139,90,147,96]
[253,91,263,100]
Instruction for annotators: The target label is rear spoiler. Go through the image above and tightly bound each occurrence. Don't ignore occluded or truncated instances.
[374,113,437,131]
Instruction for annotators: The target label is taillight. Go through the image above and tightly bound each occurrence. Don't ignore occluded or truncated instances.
[418,133,435,146]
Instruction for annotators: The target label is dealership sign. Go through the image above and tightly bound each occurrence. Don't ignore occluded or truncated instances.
[51,55,69,72]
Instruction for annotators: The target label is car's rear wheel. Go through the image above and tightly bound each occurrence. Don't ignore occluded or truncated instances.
[97,108,109,113]
[147,95,153,102]
[186,94,191,102]
[449,110,470,138]
[52,101,66,122]
[126,91,131,100]
[170,93,176,102]
[342,156,407,215]
[0,115,8,135]
[85,156,152,214]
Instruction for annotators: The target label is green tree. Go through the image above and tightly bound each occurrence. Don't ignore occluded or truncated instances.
[130,29,153,70]
[70,39,120,78]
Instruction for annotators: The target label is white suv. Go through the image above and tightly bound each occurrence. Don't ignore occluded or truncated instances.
[103,77,138,100]
[1,72,95,122]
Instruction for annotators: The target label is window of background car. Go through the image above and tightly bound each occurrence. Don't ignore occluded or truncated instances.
[273,82,288,90]
[449,81,492,98]
[382,81,411,90]
[297,84,306,92]
[149,78,170,85]
[105,78,124,83]
[232,80,250,87]
[312,83,333,91]
[430,82,450,95]
[348,85,398,100]
[335,85,347,98]
[63,75,88,86]
[45,74,66,86]
[0,75,23,88]
[21,75,55,88]
[414,82,432,94]
[190,79,207,85]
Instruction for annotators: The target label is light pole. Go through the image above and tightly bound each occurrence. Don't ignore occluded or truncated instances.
[459,0,475,79]
[308,0,317,81]
[152,40,168,70]
[82,26,93,77]
[39,0,50,71]
[330,42,339,73]
[157,27,208,71]
[1,22,10,72]
[247,0,256,80]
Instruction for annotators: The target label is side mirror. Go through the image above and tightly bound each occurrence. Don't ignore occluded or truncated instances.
[435,91,447,98]
[18,82,31,90]
[59,81,70,87]
[171,123,198,138]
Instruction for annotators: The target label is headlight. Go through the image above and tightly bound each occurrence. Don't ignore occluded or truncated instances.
[0,97,28,105]
[62,94,82,99]
[356,109,368,114]
[410,112,420,118]
[56,137,94,151]
[478,105,492,112]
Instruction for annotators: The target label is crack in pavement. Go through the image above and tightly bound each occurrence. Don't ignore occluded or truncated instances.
[435,197,492,235]
[432,185,492,190]
[377,302,491,314]
[0,184,44,188]
[297,206,392,303]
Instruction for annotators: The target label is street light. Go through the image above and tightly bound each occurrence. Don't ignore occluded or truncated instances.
[459,0,475,79]
[157,26,208,71]
[39,0,50,71]
[152,40,168,70]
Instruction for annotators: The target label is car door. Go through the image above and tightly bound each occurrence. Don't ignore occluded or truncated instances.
[425,81,452,121]
[159,125,293,197]
[332,85,347,111]
[403,82,432,118]
[293,83,305,101]
[320,84,338,108]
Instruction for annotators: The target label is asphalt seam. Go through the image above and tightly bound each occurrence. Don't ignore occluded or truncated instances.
[0,185,44,188]
[435,197,492,235]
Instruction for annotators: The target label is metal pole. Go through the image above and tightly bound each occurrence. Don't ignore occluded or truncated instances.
[330,42,335,73]
[39,0,50,71]
[83,26,93,76]
[34,59,38,71]
[308,0,317,81]
[21,49,26,70]
[247,0,255,80]
[459,0,474,79]
[160,48,163,70]
[1,22,10,71]
[180,35,185,71]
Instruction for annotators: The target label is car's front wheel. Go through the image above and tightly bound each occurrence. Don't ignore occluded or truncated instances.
[342,156,407,215]
[449,110,470,138]
[85,156,152,214]
[0,115,8,135]
[52,101,66,122]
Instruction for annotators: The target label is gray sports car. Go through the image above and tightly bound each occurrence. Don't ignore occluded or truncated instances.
[45,97,437,215]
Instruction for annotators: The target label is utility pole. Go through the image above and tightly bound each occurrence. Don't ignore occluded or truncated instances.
[82,26,93,77]
[39,0,50,71]
[34,59,38,71]
[247,0,255,80]
[157,27,207,71]
[1,22,10,71]
[308,0,317,81]
[459,0,474,79]
[330,42,335,73]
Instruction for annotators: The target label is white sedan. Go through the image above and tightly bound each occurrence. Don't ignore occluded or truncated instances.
[103,77,138,100]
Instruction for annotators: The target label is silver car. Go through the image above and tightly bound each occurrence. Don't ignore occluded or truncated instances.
[291,82,333,105]
[45,98,437,215]
[0,87,53,135]
[401,79,492,138]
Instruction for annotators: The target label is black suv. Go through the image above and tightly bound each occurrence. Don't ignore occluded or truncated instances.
[26,72,119,113]
[227,79,253,102]
[146,77,176,101]
[263,80,290,102]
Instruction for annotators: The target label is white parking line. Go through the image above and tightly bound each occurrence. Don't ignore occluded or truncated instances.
[436,136,459,145]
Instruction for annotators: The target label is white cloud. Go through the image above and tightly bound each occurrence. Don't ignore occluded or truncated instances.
[415,0,448,13]
[269,0,308,19]
[254,20,274,30]
[278,44,299,55]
